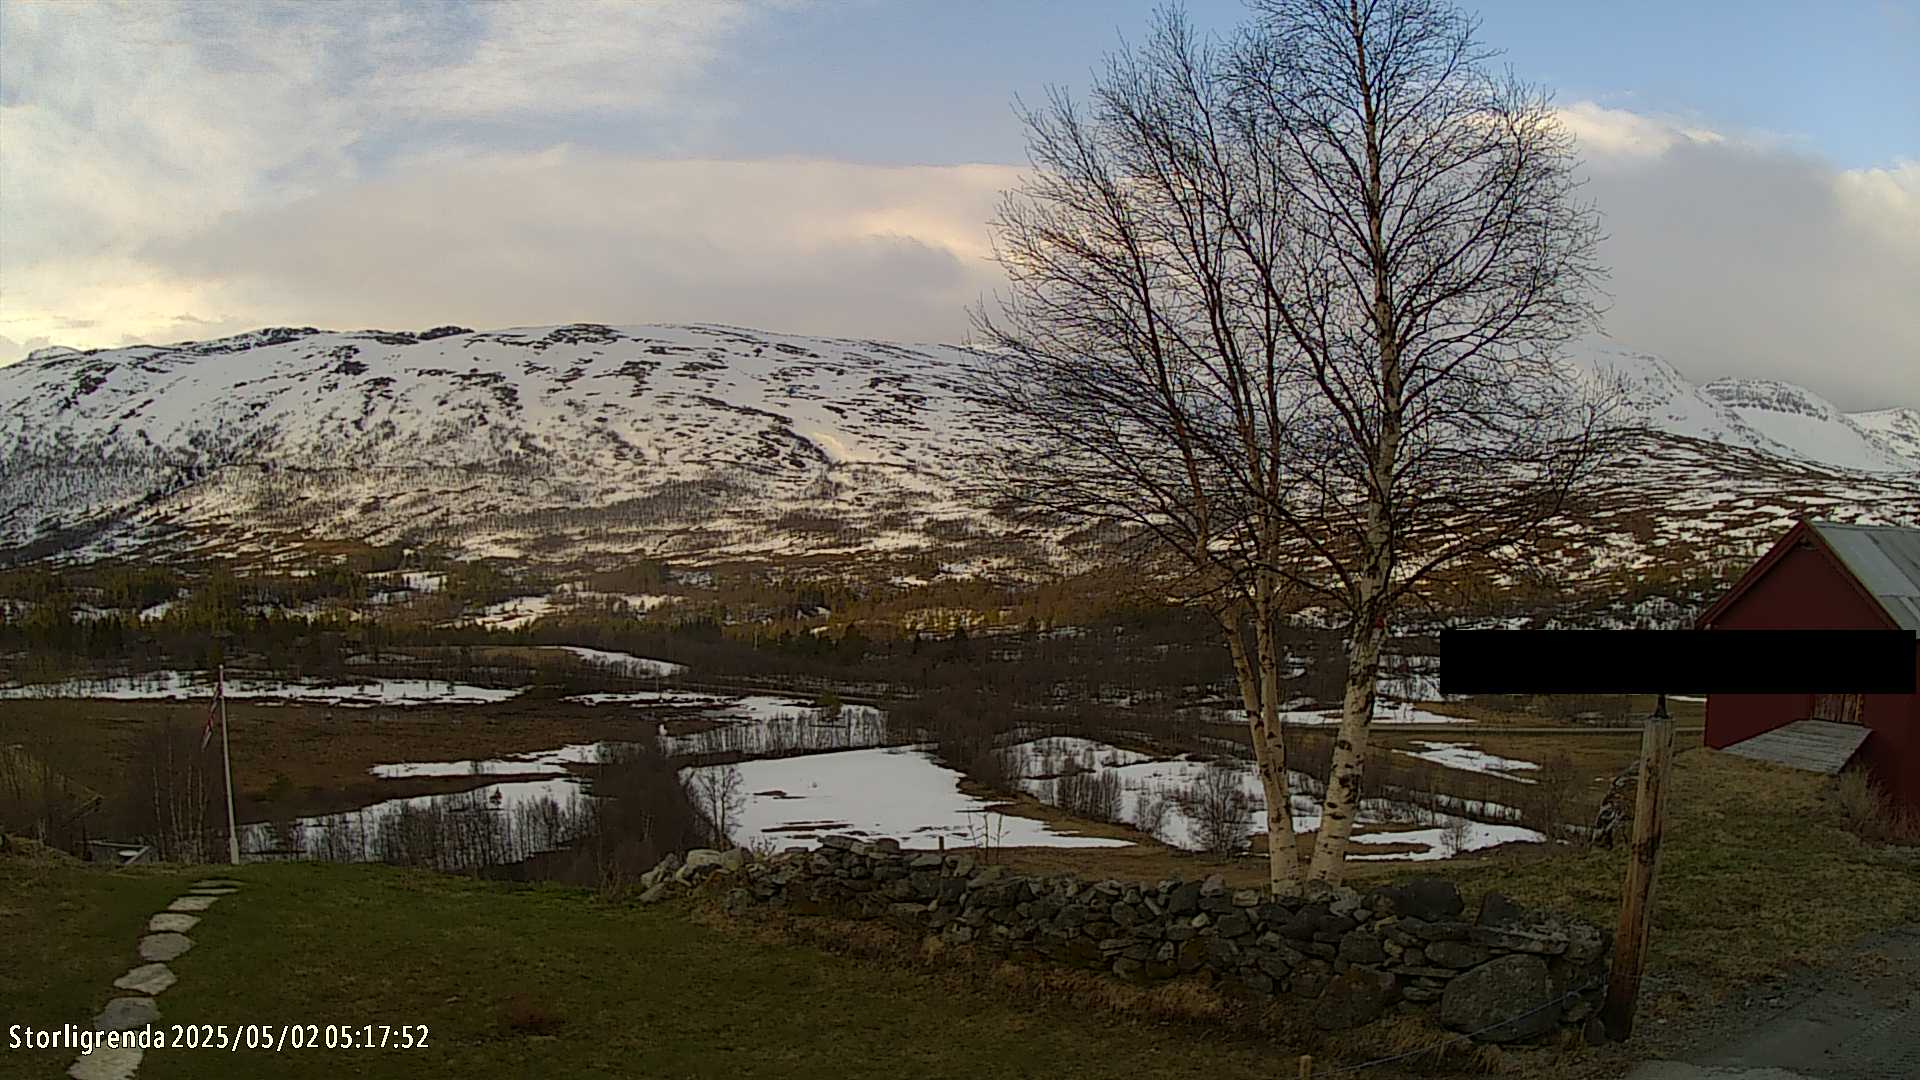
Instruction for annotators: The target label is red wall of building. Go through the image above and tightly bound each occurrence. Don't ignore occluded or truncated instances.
[1702,534,1920,808]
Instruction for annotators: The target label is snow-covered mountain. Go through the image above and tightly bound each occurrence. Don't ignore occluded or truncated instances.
[1568,344,1918,473]
[1,325,1914,586]
[1851,407,1920,464]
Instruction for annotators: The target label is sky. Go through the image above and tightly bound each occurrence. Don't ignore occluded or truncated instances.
[1,0,1915,410]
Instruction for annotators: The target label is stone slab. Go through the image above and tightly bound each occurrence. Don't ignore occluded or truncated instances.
[147,913,199,934]
[138,932,193,963]
[91,996,159,1032]
[167,895,218,912]
[188,886,239,895]
[113,962,177,995]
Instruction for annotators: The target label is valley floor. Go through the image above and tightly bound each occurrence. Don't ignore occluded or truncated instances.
[5,750,1916,1080]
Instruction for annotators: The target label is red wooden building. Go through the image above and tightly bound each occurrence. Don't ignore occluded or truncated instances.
[1697,520,1920,809]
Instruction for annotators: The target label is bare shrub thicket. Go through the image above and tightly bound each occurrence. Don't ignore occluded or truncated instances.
[1056,768,1123,824]
[116,717,222,861]
[1521,752,1588,842]
[689,764,745,848]
[1177,760,1254,857]
[1132,793,1171,843]
[275,739,708,887]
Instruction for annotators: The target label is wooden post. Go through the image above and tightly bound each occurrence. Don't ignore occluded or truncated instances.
[1296,1054,1312,1079]
[1601,693,1675,1041]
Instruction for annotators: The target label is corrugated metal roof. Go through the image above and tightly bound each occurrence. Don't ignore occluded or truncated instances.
[1810,521,1920,633]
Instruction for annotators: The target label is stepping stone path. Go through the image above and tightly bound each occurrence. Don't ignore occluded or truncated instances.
[69,877,245,1080]
[112,964,176,995]
[137,933,192,963]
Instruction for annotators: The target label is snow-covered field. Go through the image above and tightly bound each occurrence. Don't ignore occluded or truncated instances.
[1395,741,1541,783]
[0,671,523,706]
[682,745,1134,850]
[1003,736,1544,859]
[243,776,587,861]
[543,646,686,678]
[369,742,611,779]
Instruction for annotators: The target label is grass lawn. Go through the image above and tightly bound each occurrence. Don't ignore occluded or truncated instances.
[3,859,1409,1080]
[4,749,1913,1080]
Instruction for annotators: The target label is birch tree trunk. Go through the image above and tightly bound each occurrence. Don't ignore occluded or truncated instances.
[1220,596,1301,891]
[1307,610,1387,880]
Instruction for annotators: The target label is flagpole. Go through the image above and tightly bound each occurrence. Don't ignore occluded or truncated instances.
[219,664,240,865]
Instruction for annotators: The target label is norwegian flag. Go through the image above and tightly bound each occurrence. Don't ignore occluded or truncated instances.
[200,672,224,751]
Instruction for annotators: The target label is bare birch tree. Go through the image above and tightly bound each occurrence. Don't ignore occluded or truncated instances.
[1230,0,1619,879]
[972,9,1314,891]
[977,0,1622,884]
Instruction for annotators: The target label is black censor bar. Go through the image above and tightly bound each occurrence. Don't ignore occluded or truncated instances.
[1440,630,1916,695]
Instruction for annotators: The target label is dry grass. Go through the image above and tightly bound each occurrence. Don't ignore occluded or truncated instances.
[1835,769,1920,845]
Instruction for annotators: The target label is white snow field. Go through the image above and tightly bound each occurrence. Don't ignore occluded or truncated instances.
[0,671,523,706]
[1395,741,1542,782]
[1003,736,1544,859]
[543,646,687,677]
[681,745,1136,850]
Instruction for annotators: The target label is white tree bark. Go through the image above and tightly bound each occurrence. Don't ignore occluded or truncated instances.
[1308,611,1387,880]
[1220,589,1301,891]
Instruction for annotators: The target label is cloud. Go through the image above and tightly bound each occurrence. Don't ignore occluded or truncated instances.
[0,0,779,351]
[136,153,1015,346]
[1562,105,1920,411]
[2,8,1912,416]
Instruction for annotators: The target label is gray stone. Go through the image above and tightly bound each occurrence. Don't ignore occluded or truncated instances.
[909,853,943,869]
[1476,891,1529,928]
[1565,923,1606,965]
[147,913,198,934]
[1312,967,1400,1029]
[1167,880,1201,915]
[819,835,858,850]
[1231,888,1262,908]
[113,963,176,995]
[92,996,159,1032]
[1426,940,1492,968]
[1214,912,1251,938]
[138,933,192,962]
[716,848,749,873]
[166,895,217,912]
[1439,954,1561,1043]
[1338,931,1386,965]
[638,882,673,904]
[66,1045,142,1080]
[1200,873,1227,896]
[639,853,682,890]
[1471,925,1569,955]
[188,885,239,895]
[682,848,725,870]
[1257,953,1295,980]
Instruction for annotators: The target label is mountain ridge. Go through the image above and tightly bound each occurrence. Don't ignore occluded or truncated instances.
[3,324,1914,587]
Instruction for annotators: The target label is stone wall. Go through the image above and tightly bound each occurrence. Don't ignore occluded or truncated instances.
[640,837,1611,1043]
